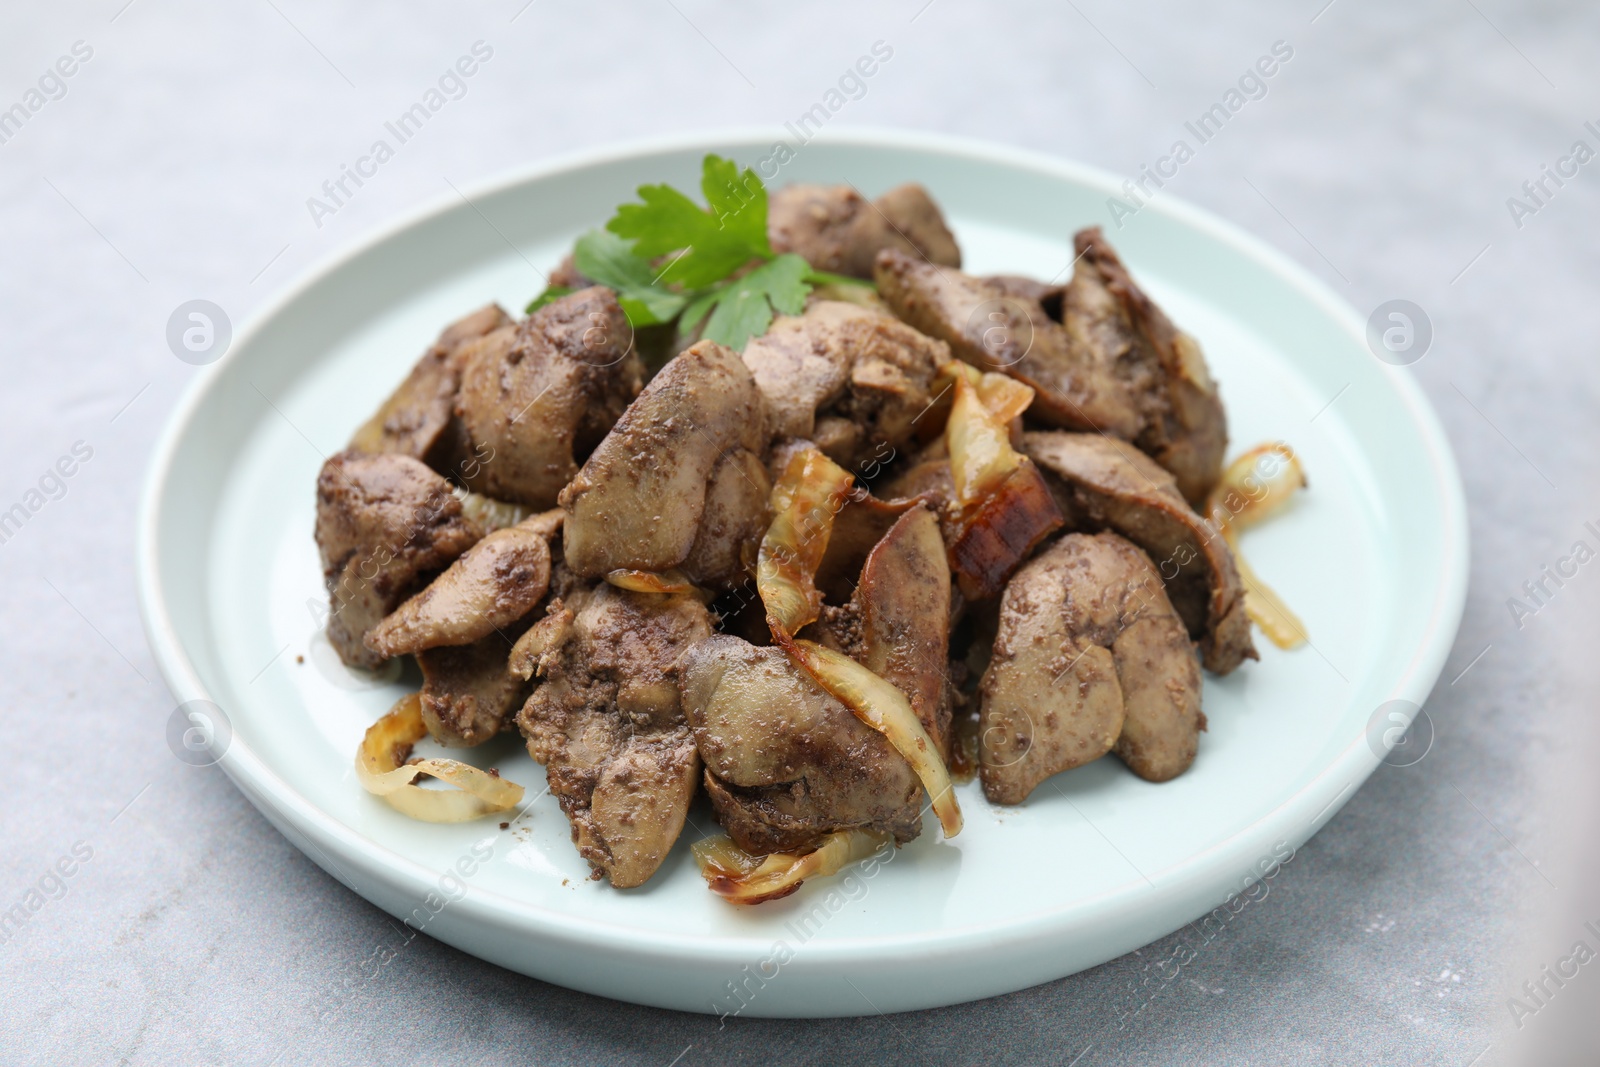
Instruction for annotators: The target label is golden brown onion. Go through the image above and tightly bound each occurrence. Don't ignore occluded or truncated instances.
[605,568,694,594]
[1223,527,1307,650]
[946,462,1063,601]
[780,637,963,839]
[1206,442,1308,650]
[692,829,891,905]
[940,362,1063,599]
[944,362,1033,509]
[452,488,530,533]
[754,445,964,841]
[356,692,524,822]
[1208,443,1308,531]
[756,448,856,636]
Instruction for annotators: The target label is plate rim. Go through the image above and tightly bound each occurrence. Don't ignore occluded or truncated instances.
[135,126,1470,973]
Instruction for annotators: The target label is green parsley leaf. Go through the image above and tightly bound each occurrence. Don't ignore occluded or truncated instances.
[532,155,878,351]
[572,229,686,325]
[678,287,720,339]
[692,254,813,352]
[699,154,770,260]
[607,155,771,289]
[803,268,874,289]
[524,285,574,314]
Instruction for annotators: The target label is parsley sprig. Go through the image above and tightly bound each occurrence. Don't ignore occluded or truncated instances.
[527,154,868,351]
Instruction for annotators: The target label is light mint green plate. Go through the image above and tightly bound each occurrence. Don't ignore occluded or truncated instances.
[137,129,1467,1017]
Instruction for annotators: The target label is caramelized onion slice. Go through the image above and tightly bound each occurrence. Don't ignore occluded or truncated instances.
[356,692,524,822]
[939,361,1062,599]
[755,444,963,840]
[946,461,1063,601]
[509,606,573,681]
[757,447,856,636]
[605,568,694,594]
[452,488,530,533]
[1206,442,1309,650]
[942,362,1034,510]
[693,829,891,905]
[1208,443,1308,531]
[1222,526,1308,650]
[782,637,963,839]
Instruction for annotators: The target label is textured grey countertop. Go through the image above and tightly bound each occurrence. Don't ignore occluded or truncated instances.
[4,1,1597,1064]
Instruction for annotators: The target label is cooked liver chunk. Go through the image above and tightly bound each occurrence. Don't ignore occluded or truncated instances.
[364,513,553,658]
[1066,228,1227,505]
[878,232,1230,506]
[682,448,771,592]
[418,623,532,748]
[516,583,712,888]
[874,248,1143,438]
[682,635,923,855]
[546,253,594,292]
[560,340,767,589]
[874,183,963,269]
[454,287,643,508]
[810,504,954,757]
[348,303,513,468]
[769,182,960,278]
[880,451,957,527]
[983,275,1065,316]
[1024,431,1255,675]
[740,300,948,470]
[314,451,482,669]
[980,533,1204,802]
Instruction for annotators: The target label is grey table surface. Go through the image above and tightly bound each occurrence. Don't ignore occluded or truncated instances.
[4,1,1598,1064]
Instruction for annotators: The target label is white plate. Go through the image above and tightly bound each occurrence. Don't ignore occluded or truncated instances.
[136,129,1468,1017]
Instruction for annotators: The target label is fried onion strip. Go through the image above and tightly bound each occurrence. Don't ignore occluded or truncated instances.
[780,637,963,839]
[756,448,856,636]
[692,829,891,905]
[452,488,530,533]
[605,568,694,594]
[1206,442,1309,650]
[356,692,524,822]
[757,445,963,840]
[943,362,1034,508]
[939,362,1063,599]
[1223,527,1307,650]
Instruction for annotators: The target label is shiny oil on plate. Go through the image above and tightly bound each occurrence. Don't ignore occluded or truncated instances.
[137,130,1467,1017]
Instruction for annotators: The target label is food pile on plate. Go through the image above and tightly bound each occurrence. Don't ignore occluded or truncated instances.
[317,156,1306,903]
